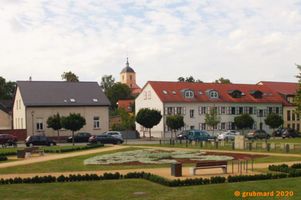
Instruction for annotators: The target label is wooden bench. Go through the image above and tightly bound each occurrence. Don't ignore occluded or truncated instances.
[190,161,228,175]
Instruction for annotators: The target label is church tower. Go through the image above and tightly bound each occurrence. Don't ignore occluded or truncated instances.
[120,57,137,89]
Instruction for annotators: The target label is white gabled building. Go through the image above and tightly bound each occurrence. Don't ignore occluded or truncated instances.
[135,81,286,138]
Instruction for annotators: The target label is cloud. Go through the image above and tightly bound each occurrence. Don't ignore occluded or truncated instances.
[0,0,300,86]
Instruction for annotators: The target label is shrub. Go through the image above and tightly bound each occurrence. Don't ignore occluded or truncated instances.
[291,163,301,169]
[0,155,8,161]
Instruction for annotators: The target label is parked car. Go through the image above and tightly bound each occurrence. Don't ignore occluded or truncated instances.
[104,131,123,140]
[176,130,189,140]
[186,130,215,141]
[272,128,285,137]
[67,132,92,143]
[0,134,17,147]
[217,130,240,141]
[88,134,124,145]
[246,130,270,140]
[282,128,300,138]
[25,135,56,147]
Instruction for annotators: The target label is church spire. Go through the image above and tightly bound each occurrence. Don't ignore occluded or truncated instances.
[126,57,129,67]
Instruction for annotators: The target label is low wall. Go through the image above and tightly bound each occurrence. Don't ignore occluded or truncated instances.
[0,129,27,141]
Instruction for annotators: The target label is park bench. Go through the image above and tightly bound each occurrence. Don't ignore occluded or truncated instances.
[190,161,228,175]
[17,147,45,158]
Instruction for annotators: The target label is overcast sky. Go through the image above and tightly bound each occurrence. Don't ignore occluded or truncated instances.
[0,0,301,87]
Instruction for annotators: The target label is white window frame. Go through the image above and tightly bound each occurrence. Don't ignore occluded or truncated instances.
[93,116,100,129]
[36,118,44,131]
[184,90,194,98]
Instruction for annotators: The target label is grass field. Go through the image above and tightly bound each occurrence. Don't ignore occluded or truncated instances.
[0,177,300,200]
[0,146,300,174]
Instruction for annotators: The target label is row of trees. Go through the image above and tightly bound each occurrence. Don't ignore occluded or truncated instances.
[47,113,86,146]
[0,77,16,100]
[177,76,231,84]
[135,107,285,139]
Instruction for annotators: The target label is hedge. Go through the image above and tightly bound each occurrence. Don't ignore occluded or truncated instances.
[0,155,8,161]
[268,163,301,178]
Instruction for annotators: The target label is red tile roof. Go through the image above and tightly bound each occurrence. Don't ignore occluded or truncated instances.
[117,99,134,112]
[258,81,298,96]
[147,81,288,105]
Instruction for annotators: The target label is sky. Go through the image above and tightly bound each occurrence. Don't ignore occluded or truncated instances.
[0,0,301,87]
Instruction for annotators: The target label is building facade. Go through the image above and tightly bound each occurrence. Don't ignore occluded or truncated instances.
[0,100,12,130]
[136,81,285,138]
[13,81,110,137]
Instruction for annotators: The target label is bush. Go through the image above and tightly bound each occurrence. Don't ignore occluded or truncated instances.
[291,163,301,169]
[0,155,8,161]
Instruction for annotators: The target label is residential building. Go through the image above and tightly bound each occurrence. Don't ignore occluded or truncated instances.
[13,81,110,137]
[135,81,286,138]
[258,81,299,131]
[0,100,12,130]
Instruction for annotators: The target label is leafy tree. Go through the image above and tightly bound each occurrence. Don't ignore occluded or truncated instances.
[214,77,232,84]
[100,75,115,95]
[136,108,162,139]
[166,115,184,139]
[106,83,132,109]
[61,113,86,146]
[47,113,62,137]
[205,108,220,134]
[177,76,203,83]
[111,108,135,131]
[265,113,283,131]
[0,77,16,100]
[234,114,254,134]
[294,64,301,114]
[61,71,79,82]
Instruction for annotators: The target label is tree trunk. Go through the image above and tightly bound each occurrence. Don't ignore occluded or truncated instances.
[57,130,60,137]
[72,131,75,146]
[149,129,152,141]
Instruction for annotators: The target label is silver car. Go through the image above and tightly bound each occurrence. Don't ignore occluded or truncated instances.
[104,131,123,140]
[217,130,240,141]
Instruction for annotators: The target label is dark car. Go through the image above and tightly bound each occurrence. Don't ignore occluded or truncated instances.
[246,130,270,140]
[186,130,215,141]
[272,128,285,137]
[25,135,56,147]
[176,130,189,140]
[67,132,92,143]
[88,134,123,145]
[0,134,17,147]
[282,128,300,138]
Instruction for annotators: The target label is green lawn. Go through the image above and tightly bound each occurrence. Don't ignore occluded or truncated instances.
[0,178,300,200]
[0,146,300,174]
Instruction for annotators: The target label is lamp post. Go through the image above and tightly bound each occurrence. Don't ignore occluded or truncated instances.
[31,111,35,135]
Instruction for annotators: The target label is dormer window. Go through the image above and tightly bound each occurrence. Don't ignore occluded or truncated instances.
[163,90,168,94]
[207,90,219,99]
[250,90,263,99]
[184,90,194,98]
[70,98,76,102]
[229,90,243,98]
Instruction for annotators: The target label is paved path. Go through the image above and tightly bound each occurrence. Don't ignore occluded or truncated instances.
[0,145,127,169]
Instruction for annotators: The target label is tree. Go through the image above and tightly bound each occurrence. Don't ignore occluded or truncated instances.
[177,76,203,83]
[166,115,184,139]
[100,75,115,95]
[111,108,135,131]
[136,108,162,139]
[61,71,79,82]
[0,76,16,100]
[47,113,62,137]
[205,108,220,134]
[234,114,254,134]
[294,64,301,114]
[214,77,232,84]
[106,83,132,109]
[265,113,283,132]
[61,113,86,146]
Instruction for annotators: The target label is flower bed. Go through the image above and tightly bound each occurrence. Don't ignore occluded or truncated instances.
[84,149,234,165]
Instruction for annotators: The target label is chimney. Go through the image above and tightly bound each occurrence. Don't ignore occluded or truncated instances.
[29,76,32,81]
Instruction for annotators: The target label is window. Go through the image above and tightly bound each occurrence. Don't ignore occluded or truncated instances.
[287,110,291,121]
[70,98,76,102]
[190,109,194,118]
[276,107,280,114]
[36,118,44,131]
[209,91,219,99]
[292,123,296,130]
[199,123,206,130]
[231,107,236,115]
[122,75,124,81]
[93,98,98,102]
[292,113,296,121]
[163,90,168,94]
[221,122,226,130]
[221,107,226,114]
[184,90,194,98]
[190,125,195,130]
[297,114,300,121]
[176,107,182,115]
[297,124,300,131]
[250,90,263,99]
[199,107,207,115]
[239,107,243,114]
[93,117,100,129]
[229,90,242,98]
[130,75,132,80]
[268,107,273,114]
[167,107,173,115]
[249,107,253,115]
